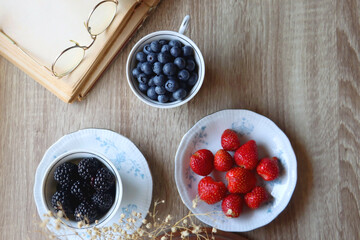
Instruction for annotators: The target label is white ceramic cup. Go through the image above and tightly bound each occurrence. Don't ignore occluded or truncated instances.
[126,15,205,108]
[40,150,123,228]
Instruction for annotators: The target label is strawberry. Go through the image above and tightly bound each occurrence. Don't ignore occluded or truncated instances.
[234,140,258,170]
[198,176,227,204]
[256,157,280,181]
[214,149,234,171]
[190,149,214,176]
[244,186,269,209]
[221,129,240,151]
[221,194,243,218]
[225,167,256,193]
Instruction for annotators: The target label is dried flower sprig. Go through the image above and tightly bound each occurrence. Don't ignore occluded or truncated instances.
[38,198,221,240]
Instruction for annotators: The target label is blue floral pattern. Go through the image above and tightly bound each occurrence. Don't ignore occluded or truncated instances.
[192,126,208,148]
[184,167,196,189]
[121,204,138,218]
[231,118,254,135]
[96,136,145,180]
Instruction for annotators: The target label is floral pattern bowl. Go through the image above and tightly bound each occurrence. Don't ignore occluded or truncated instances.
[175,109,297,232]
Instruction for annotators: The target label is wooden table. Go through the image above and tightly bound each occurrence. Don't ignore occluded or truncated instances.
[0,0,359,239]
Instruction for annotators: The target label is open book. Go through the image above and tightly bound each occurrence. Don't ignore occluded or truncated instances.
[0,0,160,103]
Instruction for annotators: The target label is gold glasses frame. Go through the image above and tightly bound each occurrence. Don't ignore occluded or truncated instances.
[51,0,119,78]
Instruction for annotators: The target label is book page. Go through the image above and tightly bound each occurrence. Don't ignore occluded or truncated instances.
[0,0,122,67]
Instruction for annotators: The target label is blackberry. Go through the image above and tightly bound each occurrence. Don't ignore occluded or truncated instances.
[78,158,101,180]
[71,180,93,201]
[54,162,78,190]
[51,190,75,216]
[93,168,115,192]
[92,192,114,211]
[74,202,98,223]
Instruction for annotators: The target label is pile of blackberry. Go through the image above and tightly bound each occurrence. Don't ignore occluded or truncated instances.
[51,157,115,224]
[132,39,198,103]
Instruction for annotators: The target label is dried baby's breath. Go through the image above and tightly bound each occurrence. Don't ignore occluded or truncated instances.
[38,198,219,240]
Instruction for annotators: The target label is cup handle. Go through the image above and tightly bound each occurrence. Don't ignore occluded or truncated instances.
[178,15,190,35]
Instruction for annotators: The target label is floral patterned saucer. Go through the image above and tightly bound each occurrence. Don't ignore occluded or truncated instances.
[33,128,152,239]
[175,109,297,232]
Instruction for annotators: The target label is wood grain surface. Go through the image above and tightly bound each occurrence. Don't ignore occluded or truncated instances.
[0,0,359,239]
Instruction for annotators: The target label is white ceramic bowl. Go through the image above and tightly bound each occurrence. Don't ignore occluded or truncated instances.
[175,109,297,232]
[41,149,123,229]
[126,15,205,108]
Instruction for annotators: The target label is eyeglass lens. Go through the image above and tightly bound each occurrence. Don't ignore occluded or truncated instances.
[87,1,118,36]
[52,1,117,77]
[53,47,85,77]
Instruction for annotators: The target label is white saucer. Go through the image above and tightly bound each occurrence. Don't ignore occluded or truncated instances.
[175,109,297,232]
[34,128,153,238]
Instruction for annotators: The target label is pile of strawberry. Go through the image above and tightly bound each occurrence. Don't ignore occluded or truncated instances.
[190,129,280,218]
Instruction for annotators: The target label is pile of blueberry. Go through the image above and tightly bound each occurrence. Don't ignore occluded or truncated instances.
[132,39,198,103]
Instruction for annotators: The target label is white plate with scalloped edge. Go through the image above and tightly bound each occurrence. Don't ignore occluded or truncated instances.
[175,109,297,232]
[34,128,153,239]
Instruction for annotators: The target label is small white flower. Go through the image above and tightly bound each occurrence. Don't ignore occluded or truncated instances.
[171,227,177,233]
[212,227,217,233]
[181,230,189,238]
[161,236,168,240]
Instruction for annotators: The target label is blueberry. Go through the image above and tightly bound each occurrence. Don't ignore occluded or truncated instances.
[141,62,153,75]
[158,52,172,64]
[150,41,162,53]
[182,46,194,56]
[137,62,143,69]
[155,86,166,95]
[147,87,158,100]
[163,63,177,76]
[170,46,182,57]
[165,79,179,92]
[158,94,169,103]
[169,95,176,102]
[153,62,163,75]
[188,72,198,86]
[143,44,152,54]
[173,88,187,100]
[148,77,155,87]
[159,39,168,45]
[153,75,166,86]
[147,53,157,64]
[132,68,141,78]
[186,59,196,72]
[174,57,186,69]
[137,73,148,84]
[169,40,182,48]
[161,45,171,53]
[136,52,147,62]
[139,83,149,92]
[178,69,190,81]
